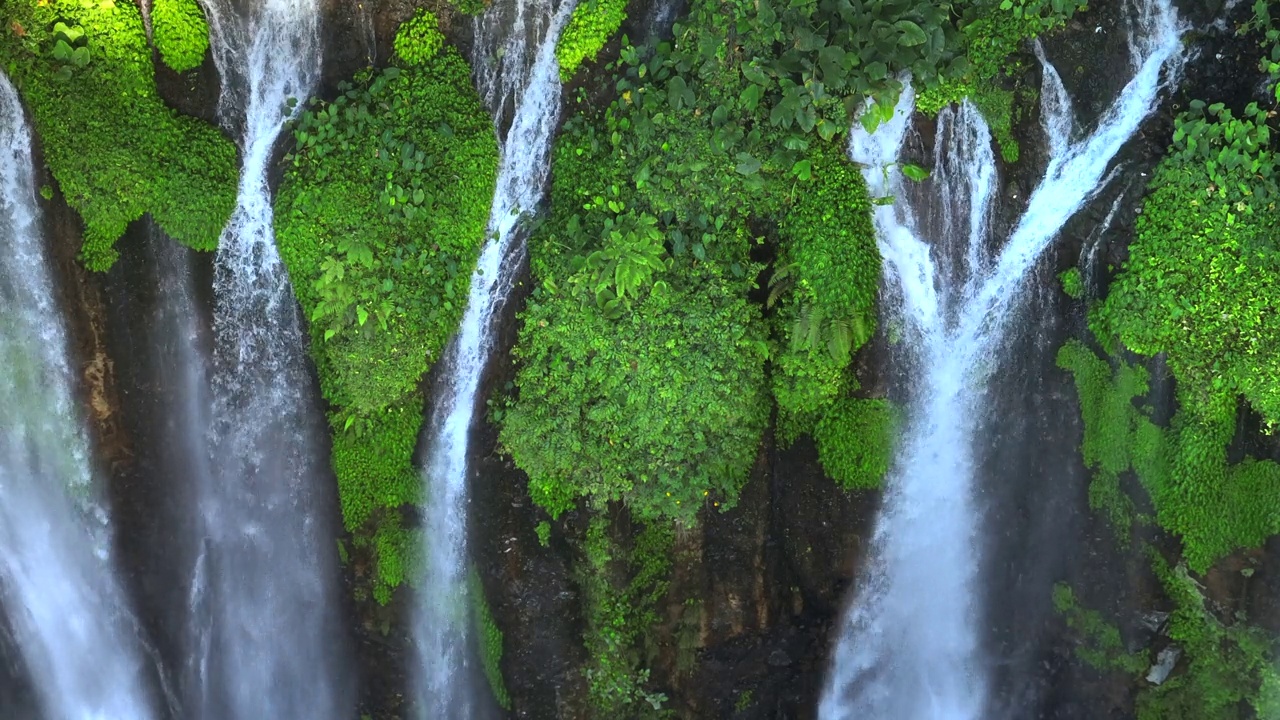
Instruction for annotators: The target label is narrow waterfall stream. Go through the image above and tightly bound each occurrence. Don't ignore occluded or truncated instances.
[188,0,351,716]
[0,72,156,720]
[819,1,1184,717]
[414,0,575,712]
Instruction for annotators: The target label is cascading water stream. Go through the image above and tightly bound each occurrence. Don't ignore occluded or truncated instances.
[413,0,575,712]
[187,0,351,716]
[0,72,156,720]
[819,1,1183,718]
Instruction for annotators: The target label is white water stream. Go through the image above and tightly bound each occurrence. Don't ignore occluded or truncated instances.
[819,1,1183,717]
[413,0,575,712]
[0,72,156,720]
[191,0,350,716]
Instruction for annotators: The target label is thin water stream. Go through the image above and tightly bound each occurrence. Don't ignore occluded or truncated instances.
[819,1,1184,717]
[413,0,575,712]
[187,0,351,716]
[0,71,156,720]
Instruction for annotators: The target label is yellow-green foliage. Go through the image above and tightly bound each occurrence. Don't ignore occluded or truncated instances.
[1084,120,1280,568]
[556,0,627,81]
[1059,266,1083,299]
[276,48,498,600]
[0,0,236,269]
[468,568,511,710]
[151,0,209,72]
[369,510,420,605]
[393,9,443,67]
[813,397,896,490]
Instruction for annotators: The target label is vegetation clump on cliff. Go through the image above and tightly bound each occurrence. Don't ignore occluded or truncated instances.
[1056,4,1280,715]
[275,11,498,603]
[151,0,211,72]
[0,0,236,269]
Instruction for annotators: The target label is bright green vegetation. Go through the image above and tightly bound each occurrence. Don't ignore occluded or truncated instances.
[150,0,210,72]
[1052,583,1146,674]
[502,261,770,523]
[556,0,628,81]
[504,0,952,526]
[468,568,511,710]
[579,516,672,716]
[1059,339,1280,573]
[917,0,1088,163]
[1058,266,1083,299]
[814,398,897,490]
[393,8,444,67]
[276,21,498,600]
[0,0,236,269]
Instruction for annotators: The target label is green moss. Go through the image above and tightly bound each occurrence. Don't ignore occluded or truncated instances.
[468,568,511,710]
[556,0,627,81]
[0,0,236,269]
[1058,341,1280,571]
[813,397,896,490]
[150,0,210,72]
[579,514,671,716]
[276,45,498,599]
[393,9,444,67]
[1052,583,1147,674]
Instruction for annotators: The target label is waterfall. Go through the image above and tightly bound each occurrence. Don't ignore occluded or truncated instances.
[189,0,351,716]
[0,72,156,720]
[413,0,575,712]
[819,1,1184,717]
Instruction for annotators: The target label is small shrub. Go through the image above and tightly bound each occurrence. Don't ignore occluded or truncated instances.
[1059,267,1083,299]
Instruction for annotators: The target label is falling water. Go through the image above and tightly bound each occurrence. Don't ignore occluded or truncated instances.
[413,0,575,712]
[0,72,156,720]
[189,0,351,716]
[819,1,1183,717]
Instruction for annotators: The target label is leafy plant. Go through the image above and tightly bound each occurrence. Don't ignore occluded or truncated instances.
[151,0,210,72]
[556,0,628,81]
[1059,266,1083,299]
[394,9,444,67]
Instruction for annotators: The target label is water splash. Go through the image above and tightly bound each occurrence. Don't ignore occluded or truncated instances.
[0,71,156,720]
[191,0,351,716]
[820,1,1183,718]
[413,0,575,713]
